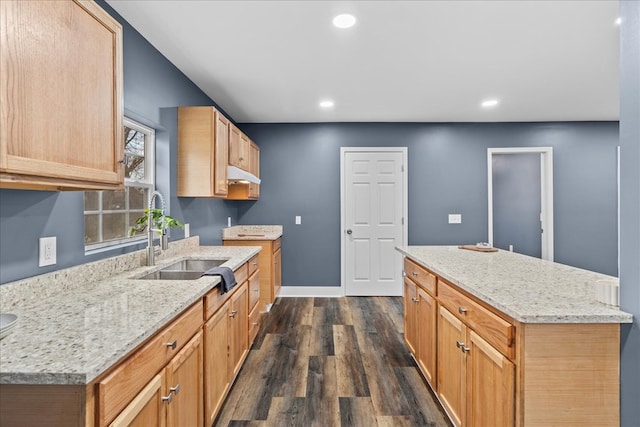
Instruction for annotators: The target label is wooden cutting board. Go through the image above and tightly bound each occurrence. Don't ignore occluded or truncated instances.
[458,245,498,252]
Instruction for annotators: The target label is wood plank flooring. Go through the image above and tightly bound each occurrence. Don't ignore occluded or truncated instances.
[214,297,451,427]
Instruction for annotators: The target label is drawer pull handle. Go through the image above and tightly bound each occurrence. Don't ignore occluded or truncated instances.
[170,384,180,395]
[229,310,238,318]
[253,262,258,266]
[162,394,173,404]
[411,297,419,303]
[252,322,259,326]
[458,307,468,314]
[412,272,418,277]
[166,340,177,350]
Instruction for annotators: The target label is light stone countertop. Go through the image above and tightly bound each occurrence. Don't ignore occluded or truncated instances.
[0,237,261,386]
[396,245,633,324]
[222,225,282,241]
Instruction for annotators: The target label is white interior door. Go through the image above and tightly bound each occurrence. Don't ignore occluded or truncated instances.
[342,148,407,296]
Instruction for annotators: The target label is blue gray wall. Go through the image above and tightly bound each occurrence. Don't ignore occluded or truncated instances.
[238,121,619,287]
[619,1,640,425]
[0,1,238,284]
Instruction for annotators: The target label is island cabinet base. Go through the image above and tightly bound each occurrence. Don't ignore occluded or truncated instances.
[0,383,92,427]
[515,323,620,427]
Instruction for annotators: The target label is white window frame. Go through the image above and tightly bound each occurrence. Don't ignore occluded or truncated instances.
[84,117,155,254]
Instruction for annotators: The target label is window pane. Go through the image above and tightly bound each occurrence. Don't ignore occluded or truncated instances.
[103,213,127,241]
[85,214,100,244]
[84,191,100,212]
[129,212,147,236]
[129,186,147,210]
[103,190,126,211]
[124,127,145,180]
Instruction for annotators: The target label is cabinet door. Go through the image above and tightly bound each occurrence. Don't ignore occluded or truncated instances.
[417,287,437,389]
[109,373,165,427]
[403,278,418,355]
[467,331,515,427]
[204,301,230,425]
[273,247,282,300]
[248,141,260,198]
[0,0,124,190]
[213,112,229,196]
[165,332,203,427]
[228,125,242,168]
[238,133,251,170]
[437,306,466,427]
[229,283,249,379]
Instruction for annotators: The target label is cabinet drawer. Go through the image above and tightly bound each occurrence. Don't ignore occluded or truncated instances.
[96,301,202,426]
[234,262,248,286]
[273,237,282,252]
[438,280,515,358]
[248,255,259,276]
[249,304,261,344]
[248,271,260,311]
[404,258,437,295]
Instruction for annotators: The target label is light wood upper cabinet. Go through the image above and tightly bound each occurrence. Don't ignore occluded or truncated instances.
[177,106,229,197]
[0,0,124,191]
[229,128,250,171]
[248,141,260,199]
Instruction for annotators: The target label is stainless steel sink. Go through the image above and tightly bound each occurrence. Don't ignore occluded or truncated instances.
[138,270,205,280]
[162,259,227,272]
[136,258,229,280]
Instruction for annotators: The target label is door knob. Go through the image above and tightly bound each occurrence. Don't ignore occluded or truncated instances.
[346,229,352,235]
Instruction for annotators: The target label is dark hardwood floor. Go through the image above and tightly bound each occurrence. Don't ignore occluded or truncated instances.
[214,297,451,427]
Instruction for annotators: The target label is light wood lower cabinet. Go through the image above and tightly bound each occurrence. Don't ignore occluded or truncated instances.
[229,283,249,379]
[404,256,620,427]
[204,301,230,426]
[111,331,203,427]
[224,238,281,311]
[437,306,467,427]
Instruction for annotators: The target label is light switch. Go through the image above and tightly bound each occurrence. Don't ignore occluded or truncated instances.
[184,223,190,238]
[295,216,301,225]
[448,214,462,224]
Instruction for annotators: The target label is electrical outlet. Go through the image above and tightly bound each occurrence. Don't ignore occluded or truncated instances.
[184,223,190,238]
[39,236,57,267]
[295,215,301,225]
[448,214,462,224]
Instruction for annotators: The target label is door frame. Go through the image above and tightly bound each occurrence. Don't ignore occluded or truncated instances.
[487,147,554,261]
[340,147,409,295]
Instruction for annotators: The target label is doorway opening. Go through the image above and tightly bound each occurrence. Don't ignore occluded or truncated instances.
[487,147,554,261]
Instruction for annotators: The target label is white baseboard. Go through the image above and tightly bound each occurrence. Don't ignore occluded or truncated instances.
[278,286,344,298]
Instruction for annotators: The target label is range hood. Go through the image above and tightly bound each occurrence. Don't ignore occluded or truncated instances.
[227,165,261,184]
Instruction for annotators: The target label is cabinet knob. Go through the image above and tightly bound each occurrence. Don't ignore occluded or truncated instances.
[169,384,180,395]
[166,340,177,349]
[162,394,173,404]
[458,307,468,315]
[456,340,470,353]
[412,272,418,277]
[411,297,419,303]
[229,310,238,318]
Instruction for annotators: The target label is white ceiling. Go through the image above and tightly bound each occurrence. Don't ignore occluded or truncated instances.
[106,0,620,123]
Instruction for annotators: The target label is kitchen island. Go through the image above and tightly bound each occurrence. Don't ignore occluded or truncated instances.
[396,245,632,427]
[0,237,261,426]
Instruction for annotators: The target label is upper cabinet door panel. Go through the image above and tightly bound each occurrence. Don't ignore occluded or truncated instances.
[0,0,124,190]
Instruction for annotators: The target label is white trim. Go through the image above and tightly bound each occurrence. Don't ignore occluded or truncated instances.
[340,147,409,295]
[487,147,554,261]
[278,286,344,298]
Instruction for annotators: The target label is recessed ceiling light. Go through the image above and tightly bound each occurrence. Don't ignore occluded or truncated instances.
[615,17,622,26]
[333,14,356,29]
[319,100,335,109]
[481,99,499,108]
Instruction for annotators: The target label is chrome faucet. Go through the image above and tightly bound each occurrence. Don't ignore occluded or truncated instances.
[147,190,168,266]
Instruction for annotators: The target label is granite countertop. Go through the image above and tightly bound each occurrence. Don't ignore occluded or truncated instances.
[0,238,261,386]
[222,225,282,241]
[396,245,633,324]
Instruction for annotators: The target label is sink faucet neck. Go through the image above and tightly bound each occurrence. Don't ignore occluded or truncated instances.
[147,191,167,266]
